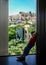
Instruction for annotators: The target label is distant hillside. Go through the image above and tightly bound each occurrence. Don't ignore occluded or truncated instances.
[9,11,36,23]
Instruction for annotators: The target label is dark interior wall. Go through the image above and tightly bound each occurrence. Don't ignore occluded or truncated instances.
[37,0,46,65]
[0,0,8,56]
[45,0,46,50]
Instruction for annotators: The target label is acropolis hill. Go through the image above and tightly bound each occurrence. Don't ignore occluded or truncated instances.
[9,11,36,23]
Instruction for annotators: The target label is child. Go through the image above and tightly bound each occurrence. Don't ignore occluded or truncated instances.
[17,31,38,61]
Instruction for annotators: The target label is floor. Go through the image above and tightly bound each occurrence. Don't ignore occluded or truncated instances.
[0,55,36,65]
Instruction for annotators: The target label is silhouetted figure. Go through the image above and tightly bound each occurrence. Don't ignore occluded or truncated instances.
[17,31,38,61]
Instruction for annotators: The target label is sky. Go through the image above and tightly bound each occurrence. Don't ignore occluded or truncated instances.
[9,0,36,16]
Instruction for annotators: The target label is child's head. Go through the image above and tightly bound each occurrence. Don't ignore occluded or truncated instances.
[31,31,35,35]
[31,31,38,37]
[31,31,35,37]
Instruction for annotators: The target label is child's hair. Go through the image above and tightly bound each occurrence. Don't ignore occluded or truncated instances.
[31,31,38,37]
[31,31,35,35]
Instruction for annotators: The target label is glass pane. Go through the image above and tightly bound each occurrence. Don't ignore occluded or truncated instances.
[8,0,36,55]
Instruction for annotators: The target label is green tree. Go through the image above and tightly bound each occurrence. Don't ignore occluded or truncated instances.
[8,27,17,41]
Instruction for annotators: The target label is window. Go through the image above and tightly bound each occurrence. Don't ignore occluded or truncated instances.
[8,0,36,55]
